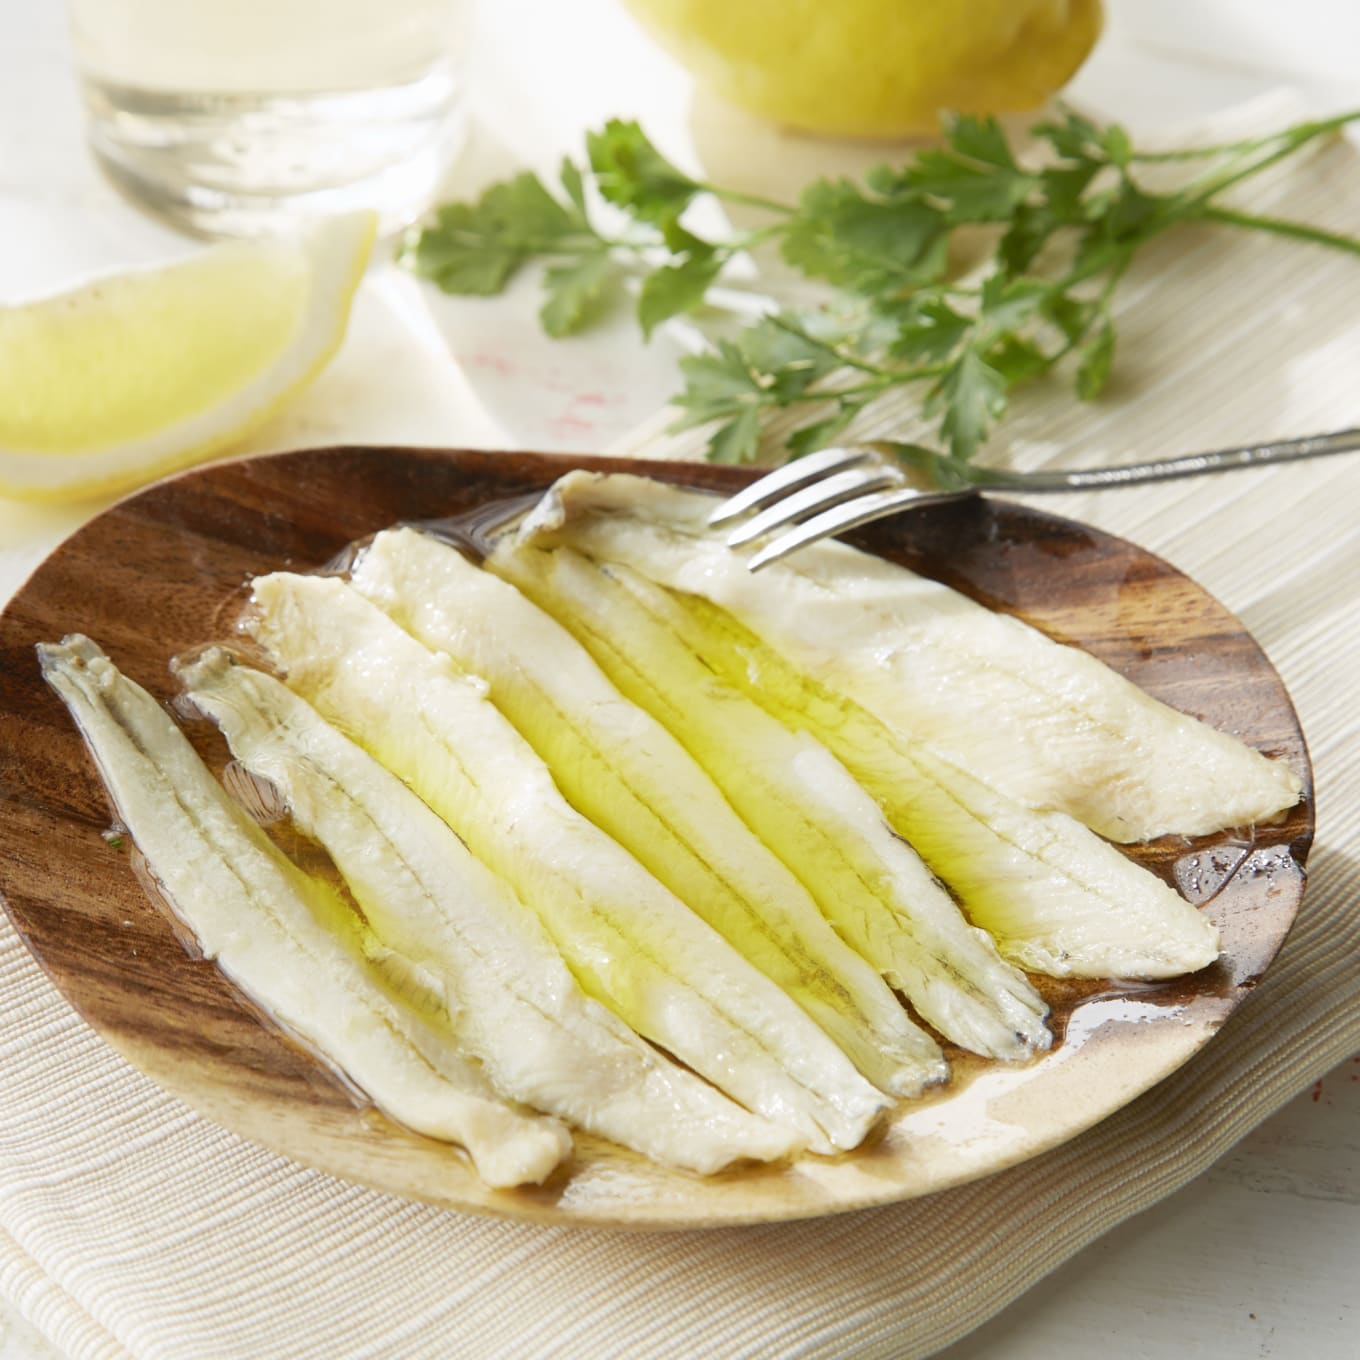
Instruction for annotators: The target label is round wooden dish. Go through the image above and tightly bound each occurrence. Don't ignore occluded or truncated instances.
[0,446,1314,1228]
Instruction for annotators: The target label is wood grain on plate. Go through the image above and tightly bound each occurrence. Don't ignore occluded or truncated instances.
[0,446,1314,1228]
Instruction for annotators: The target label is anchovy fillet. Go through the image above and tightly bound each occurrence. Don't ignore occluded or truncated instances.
[350,527,944,1089]
[521,472,1301,844]
[39,635,571,1189]
[179,647,801,1173]
[242,578,887,1153]
[510,475,1223,980]
[490,539,1055,1046]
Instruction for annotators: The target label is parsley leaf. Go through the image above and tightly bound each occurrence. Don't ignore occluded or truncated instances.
[406,105,1360,476]
[407,172,595,295]
[668,315,844,462]
[882,296,971,364]
[668,316,839,429]
[978,275,1050,333]
[1032,107,1111,162]
[983,334,1052,385]
[637,251,723,337]
[887,115,1038,222]
[706,407,764,465]
[1042,291,1098,345]
[586,119,701,228]
[737,314,844,395]
[781,179,949,295]
[1075,315,1116,400]
[947,113,1022,170]
[931,348,1009,462]
[668,341,768,432]
[559,157,589,217]
[786,399,868,457]
[540,250,615,337]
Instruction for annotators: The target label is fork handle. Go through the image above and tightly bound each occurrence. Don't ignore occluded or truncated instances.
[875,427,1360,493]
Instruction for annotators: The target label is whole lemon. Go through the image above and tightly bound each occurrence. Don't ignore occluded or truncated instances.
[621,0,1103,138]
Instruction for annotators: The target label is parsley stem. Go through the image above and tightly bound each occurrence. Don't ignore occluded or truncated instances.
[732,223,792,251]
[699,184,794,216]
[780,372,943,405]
[763,313,889,377]
[1126,111,1360,163]
[1176,111,1360,207]
[1128,141,1278,163]
[1043,254,1130,371]
[1197,206,1360,257]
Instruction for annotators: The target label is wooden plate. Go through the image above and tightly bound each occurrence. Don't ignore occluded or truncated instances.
[0,446,1314,1228]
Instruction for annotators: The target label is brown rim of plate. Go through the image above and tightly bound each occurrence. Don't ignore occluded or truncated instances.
[0,445,1314,1229]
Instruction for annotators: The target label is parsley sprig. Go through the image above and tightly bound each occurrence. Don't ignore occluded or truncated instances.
[405,108,1360,467]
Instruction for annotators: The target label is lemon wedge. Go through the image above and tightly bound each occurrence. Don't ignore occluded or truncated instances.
[0,213,376,502]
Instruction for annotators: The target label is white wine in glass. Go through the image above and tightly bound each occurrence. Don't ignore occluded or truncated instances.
[68,0,468,236]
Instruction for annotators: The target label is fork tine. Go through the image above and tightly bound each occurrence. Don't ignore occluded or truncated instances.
[707,447,877,527]
[747,487,975,571]
[725,464,903,546]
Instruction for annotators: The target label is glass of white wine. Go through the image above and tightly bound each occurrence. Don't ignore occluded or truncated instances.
[67,0,468,237]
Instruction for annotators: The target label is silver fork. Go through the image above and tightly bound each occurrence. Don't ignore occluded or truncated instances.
[709,429,1360,570]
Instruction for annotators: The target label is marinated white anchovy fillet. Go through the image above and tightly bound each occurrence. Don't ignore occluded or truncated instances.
[648,588,1220,976]
[179,648,800,1174]
[510,485,1222,981]
[350,527,942,1090]
[241,581,887,1153]
[522,472,1301,844]
[39,635,571,1189]
[489,539,1053,1046]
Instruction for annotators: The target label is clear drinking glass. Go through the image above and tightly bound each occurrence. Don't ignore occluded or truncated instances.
[67,0,468,237]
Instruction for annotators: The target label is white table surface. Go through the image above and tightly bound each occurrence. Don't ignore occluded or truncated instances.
[1,2,1358,1357]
